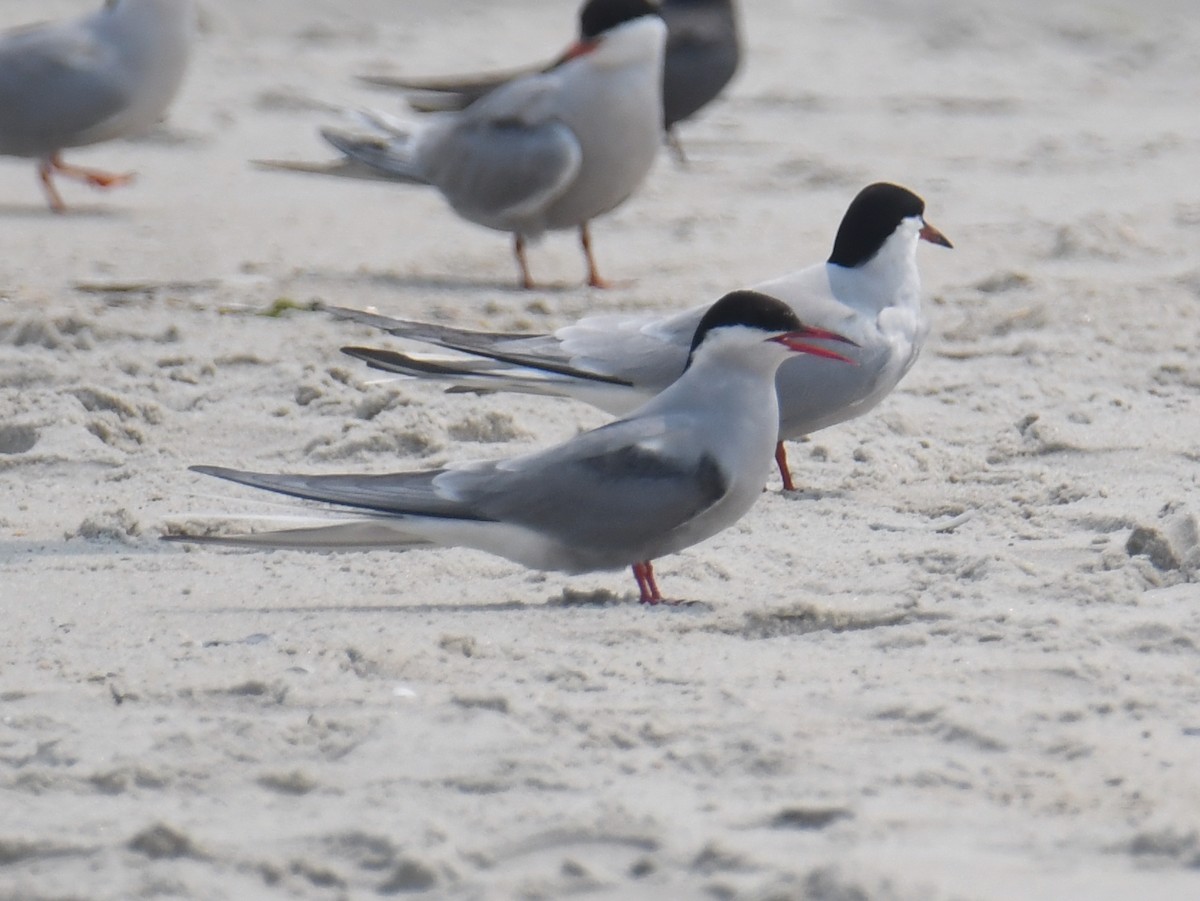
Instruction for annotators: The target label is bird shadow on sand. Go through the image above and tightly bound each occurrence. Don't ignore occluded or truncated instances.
[776,487,853,503]
[170,594,714,617]
[174,601,535,616]
[0,203,129,220]
[0,540,712,613]
[0,539,161,563]
[291,267,598,295]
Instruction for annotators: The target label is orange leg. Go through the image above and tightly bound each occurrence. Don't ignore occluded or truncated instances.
[775,442,796,492]
[632,560,664,604]
[579,223,610,289]
[512,234,536,289]
[37,160,66,214]
[38,152,135,212]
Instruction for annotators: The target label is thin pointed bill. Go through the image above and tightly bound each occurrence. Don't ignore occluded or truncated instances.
[771,326,859,364]
[558,38,600,63]
[920,221,953,248]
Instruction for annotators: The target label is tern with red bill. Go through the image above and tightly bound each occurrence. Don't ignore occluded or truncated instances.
[167,291,855,605]
[0,0,195,212]
[261,0,666,289]
[332,182,953,490]
[359,0,741,161]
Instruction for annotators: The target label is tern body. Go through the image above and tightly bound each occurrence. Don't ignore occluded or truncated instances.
[283,0,667,288]
[362,0,739,148]
[0,0,195,210]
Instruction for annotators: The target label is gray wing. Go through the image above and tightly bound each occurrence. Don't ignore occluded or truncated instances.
[192,411,730,554]
[418,77,582,225]
[454,413,729,550]
[329,306,533,343]
[0,20,129,156]
[553,306,703,387]
[320,126,428,183]
[329,304,699,392]
[342,344,632,388]
[333,306,637,385]
[189,465,495,521]
[357,63,542,112]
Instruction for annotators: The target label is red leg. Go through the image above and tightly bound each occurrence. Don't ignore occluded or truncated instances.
[641,561,663,602]
[513,234,535,289]
[632,562,650,603]
[579,223,610,289]
[775,442,796,492]
[632,561,664,604]
[37,159,66,214]
[38,153,135,212]
[53,156,135,189]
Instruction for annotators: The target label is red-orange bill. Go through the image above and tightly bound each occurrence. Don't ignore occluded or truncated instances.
[920,222,953,248]
[558,38,599,62]
[772,326,859,364]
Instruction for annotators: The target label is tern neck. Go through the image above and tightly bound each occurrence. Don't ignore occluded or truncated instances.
[828,217,923,315]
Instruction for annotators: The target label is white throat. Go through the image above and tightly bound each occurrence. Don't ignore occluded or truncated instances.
[587,16,668,70]
[828,216,923,316]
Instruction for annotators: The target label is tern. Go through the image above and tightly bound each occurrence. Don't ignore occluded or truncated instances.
[0,0,195,211]
[359,0,740,160]
[168,291,855,604]
[264,0,667,289]
[332,182,952,490]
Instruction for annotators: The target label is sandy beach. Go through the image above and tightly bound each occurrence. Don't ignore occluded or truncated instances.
[2,0,1199,898]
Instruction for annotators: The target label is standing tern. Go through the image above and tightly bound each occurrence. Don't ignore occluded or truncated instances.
[359,0,740,160]
[332,182,953,490]
[265,0,667,289]
[658,0,740,159]
[0,0,195,212]
[167,291,855,604]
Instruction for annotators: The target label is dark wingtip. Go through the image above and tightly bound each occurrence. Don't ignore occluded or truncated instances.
[189,464,234,480]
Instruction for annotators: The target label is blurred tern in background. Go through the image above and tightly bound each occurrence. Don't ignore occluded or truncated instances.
[360,0,741,161]
[261,0,667,289]
[168,291,855,604]
[333,183,952,490]
[0,0,195,211]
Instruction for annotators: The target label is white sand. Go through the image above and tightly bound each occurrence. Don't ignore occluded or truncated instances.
[2,0,1199,898]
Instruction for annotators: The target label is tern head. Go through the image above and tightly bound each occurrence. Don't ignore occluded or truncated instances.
[828,183,953,270]
[685,290,858,370]
[579,0,664,39]
[561,0,665,64]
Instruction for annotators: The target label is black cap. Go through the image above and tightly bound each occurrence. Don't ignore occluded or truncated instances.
[828,183,926,269]
[687,290,802,357]
[580,0,661,40]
